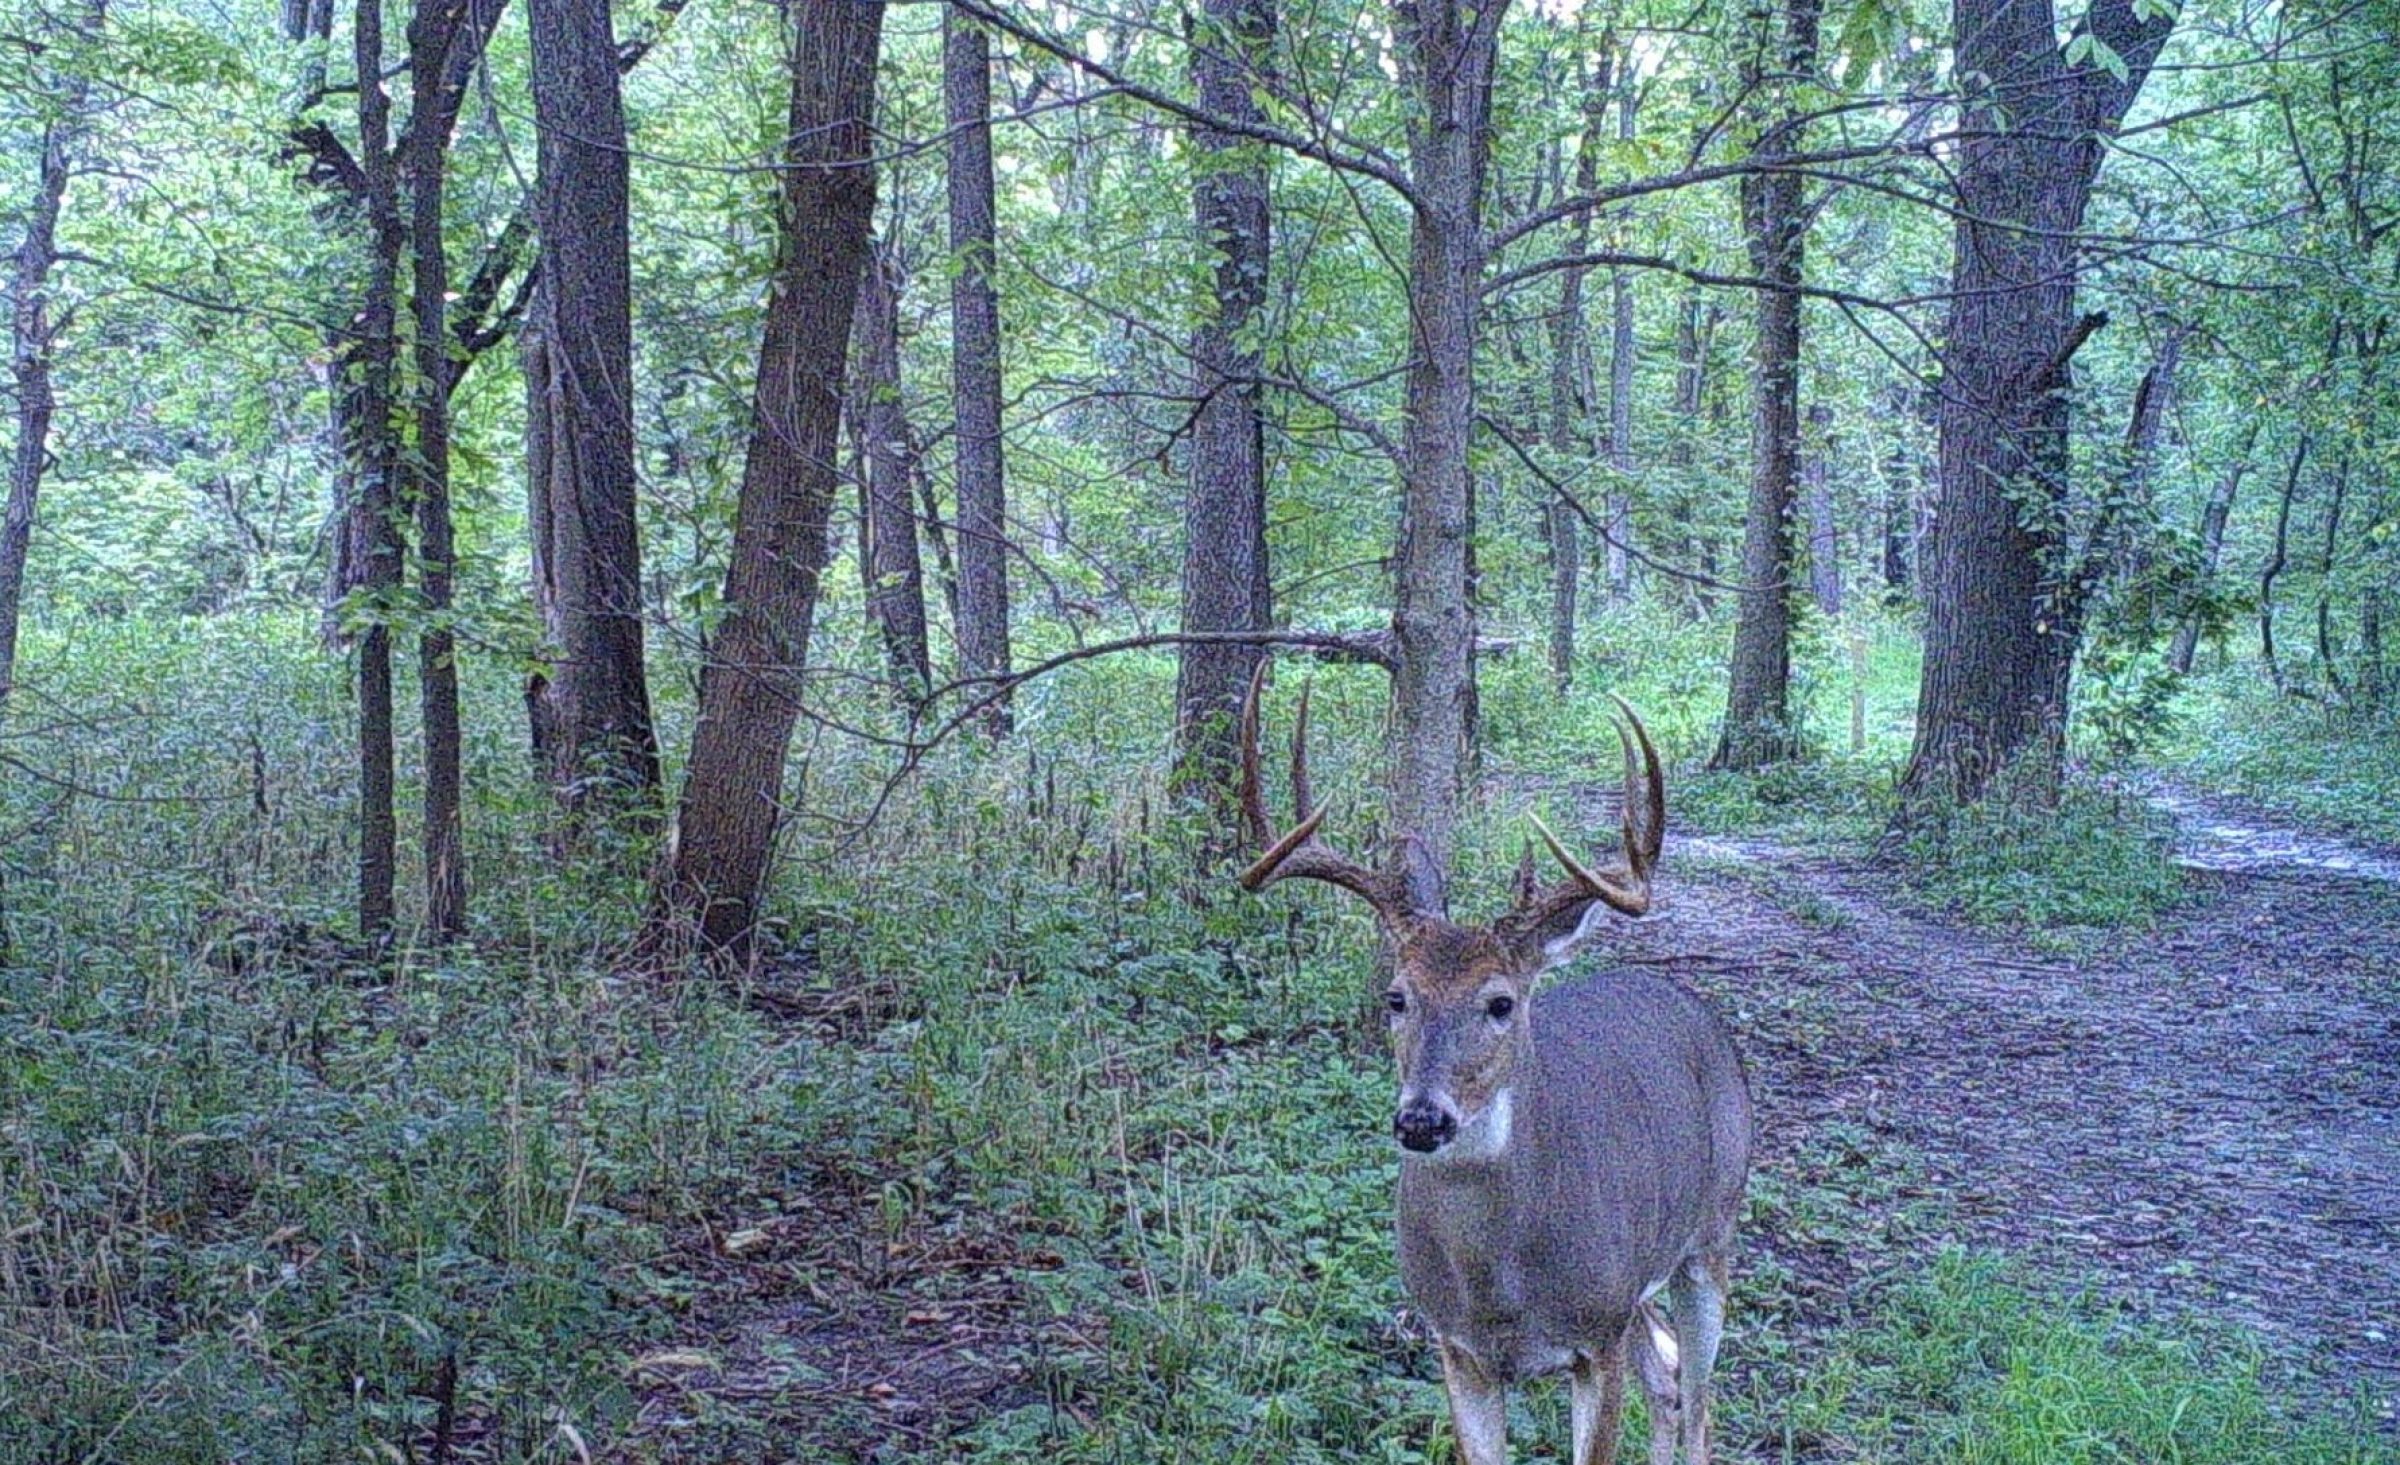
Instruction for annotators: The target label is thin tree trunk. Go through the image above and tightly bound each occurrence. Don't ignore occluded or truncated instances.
[947,5,1011,731]
[402,0,493,941]
[1545,41,1610,688]
[0,3,102,717]
[2166,419,2259,674]
[645,0,883,964]
[2260,433,2307,693]
[526,0,661,813]
[1804,403,1840,617]
[2316,450,2350,698]
[350,0,406,941]
[1713,0,1820,771]
[1602,62,1636,602]
[1174,0,1275,821]
[1388,0,1505,913]
[1670,291,1718,619]
[1893,0,2172,816]
[852,238,933,707]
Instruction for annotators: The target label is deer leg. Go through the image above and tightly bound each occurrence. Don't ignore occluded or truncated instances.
[1668,1255,1729,1465]
[1438,1338,1509,1465]
[1570,1334,1626,1465]
[1630,1302,1680,1465]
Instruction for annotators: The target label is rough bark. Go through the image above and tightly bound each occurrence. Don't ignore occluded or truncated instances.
[1387,0,1505,912]
[526,0,661,813]
[1173,0,1276,820]
[646,0,883,964]
[1713,0,1820,771]
[851,238,933,707]
[346,0,407,941]
[0,2,102,718]
[402,0,498,941]
[1893,0,2173,813]
[947,6,1012,730]
[2165,419,2259,674]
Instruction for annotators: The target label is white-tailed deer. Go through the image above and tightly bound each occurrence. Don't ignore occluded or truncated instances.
[1234,668,1752,1465]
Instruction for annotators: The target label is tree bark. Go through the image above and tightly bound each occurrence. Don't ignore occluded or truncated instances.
[1670,291,1720,618]
[645,0,883,965]
[402,0,498,941]
[2260,433,2307,692]
[0,2,102,718]
[947,5,1011,730]
[1804,403,1840,617]
[1544,41,1610,690]
[1173,0,1276,821]
[2166,419,2259,674]
[525,0,661,814]
[1893,0,2173,813]
[852,237,933,707]
[1601,62,1636,602]
[350,0,406,941]
[1713,0,1820,771]
[1387,0,1505,912]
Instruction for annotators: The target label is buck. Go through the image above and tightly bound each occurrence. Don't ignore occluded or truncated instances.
[1234,669,1752,1465]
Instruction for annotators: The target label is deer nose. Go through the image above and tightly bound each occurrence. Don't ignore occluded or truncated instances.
[1394,1100,1457,1153]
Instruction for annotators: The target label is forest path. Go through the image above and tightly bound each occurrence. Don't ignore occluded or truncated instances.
[1622,792,2400,1392]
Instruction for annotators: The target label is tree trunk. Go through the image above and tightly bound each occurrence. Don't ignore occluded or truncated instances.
[645,0,883,965]
[1893,0,2172,814]
[852,238,933,707]
[1601,63,1636,602]
[2166,419,2259,674]
[350,0,406,941]
[1670,291,1719,619]
[402,0,495,941]
[1877,381,1916,597]
[947,5,1011,730]
[526,0,662,813]
[2260,434,2307,692]
[1544,42,1610,690]
[2315,449,2350,698]
[1713,0,1820,771]
[1173,0,1275,821]
[0,3,101,717]
[1804,403,1840,617]
[1387,0,1505,913]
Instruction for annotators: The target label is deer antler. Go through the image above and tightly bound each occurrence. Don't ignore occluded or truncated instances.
[1235,660,1410,917]
[1508,696,1665,928]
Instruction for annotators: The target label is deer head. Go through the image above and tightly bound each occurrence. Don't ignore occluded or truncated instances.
[1235,662,1665,1157]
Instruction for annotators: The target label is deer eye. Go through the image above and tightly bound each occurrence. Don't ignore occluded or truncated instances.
[1485,995,1516,1021]
[1385,989,1408,1015]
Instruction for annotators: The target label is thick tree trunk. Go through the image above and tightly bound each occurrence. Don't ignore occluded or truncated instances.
[1387,0,1504,912]
[1174,0,1275,819]
[0,23,96,716]
[526,0,661,812]
[2166,419,2258,674]
[852,239,933,707]
[947,6,1012,730]
[1893,0,2172,813]
[646,0,882,964]
[1713,0,1820,771]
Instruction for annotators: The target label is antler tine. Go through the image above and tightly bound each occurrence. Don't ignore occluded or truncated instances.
[1230,663,1406,914]
[1515,698,1666,921]
[1239,658,1274,850]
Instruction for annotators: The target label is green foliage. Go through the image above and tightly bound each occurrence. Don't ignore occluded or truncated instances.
[2164,668,2400,847]
[1897,766,2188,930]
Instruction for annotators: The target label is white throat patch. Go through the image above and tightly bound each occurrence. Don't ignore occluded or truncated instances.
[1425,1088,1514,1164]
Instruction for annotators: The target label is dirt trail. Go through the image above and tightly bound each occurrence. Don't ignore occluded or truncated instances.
[1634,799,2400,1389]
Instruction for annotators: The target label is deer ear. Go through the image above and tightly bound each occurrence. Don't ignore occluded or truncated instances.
[1520,897,1616,973]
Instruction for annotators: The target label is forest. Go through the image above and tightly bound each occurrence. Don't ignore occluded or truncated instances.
[1,0,2397,1454]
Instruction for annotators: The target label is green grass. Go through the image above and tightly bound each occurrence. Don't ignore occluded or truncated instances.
[1894,773,2191,931]
[0,614,2385,1461]
[2161,668,2400,848]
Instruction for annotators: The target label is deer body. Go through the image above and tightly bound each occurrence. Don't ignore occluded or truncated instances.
[1234,668,1753,1463]
[1396,968,1751,1391]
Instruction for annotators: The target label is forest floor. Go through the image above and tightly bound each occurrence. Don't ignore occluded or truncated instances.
[1661,799,2400,1391]
[631,787,2400,1458]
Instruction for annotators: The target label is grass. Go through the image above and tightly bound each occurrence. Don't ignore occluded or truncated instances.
[2161,667,2400,848]
[0,613,2386,1461]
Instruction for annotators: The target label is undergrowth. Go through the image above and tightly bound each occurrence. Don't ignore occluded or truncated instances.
[0,615,2381,1461]
[2163,668,2400,847]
